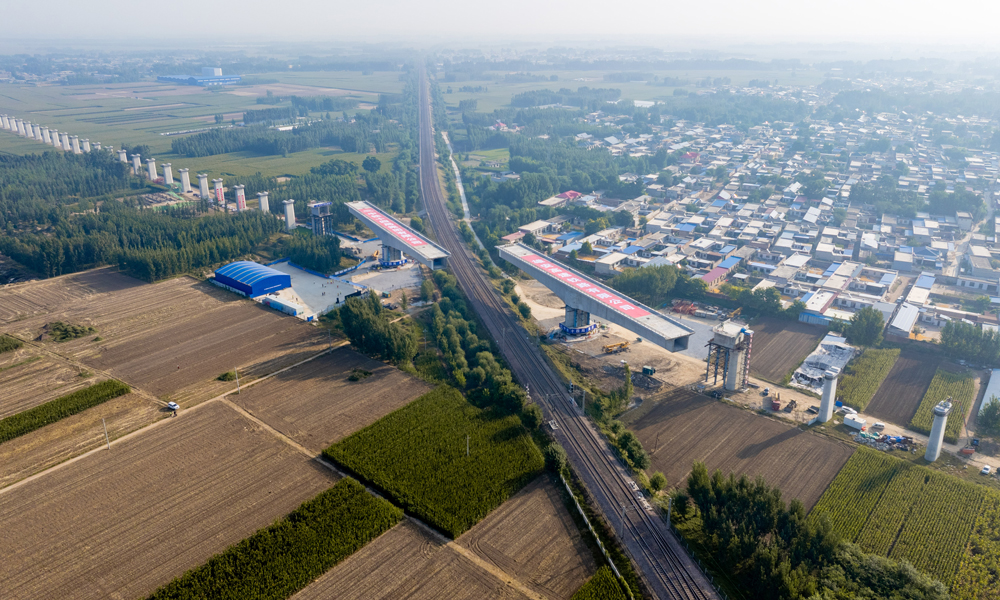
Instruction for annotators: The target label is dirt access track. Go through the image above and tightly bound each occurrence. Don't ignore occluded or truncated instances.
[235,346,432,453]
[0,401,336,600]
[622,384,855,510]
[748,318,825,383]
[294,476,595,600]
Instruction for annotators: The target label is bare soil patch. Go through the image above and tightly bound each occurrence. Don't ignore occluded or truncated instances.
[457,476,596,599]
[748,318,825,383]
[292,520,532,600]
[0,401,336,600]
[0,347,99,419]
[865,349,942,425]
[235,346,431,452]
[622,384,854,510]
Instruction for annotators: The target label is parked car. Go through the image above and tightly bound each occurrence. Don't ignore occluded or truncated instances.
[982,465,992,475]
[167,401,179,411]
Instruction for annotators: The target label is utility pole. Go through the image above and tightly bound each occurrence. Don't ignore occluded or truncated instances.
[581,388,586,414]
[466,434,470,457]
[525,383,530,400]
[102,418,110,451]
[235,367,240,394]
[666,496,673,527]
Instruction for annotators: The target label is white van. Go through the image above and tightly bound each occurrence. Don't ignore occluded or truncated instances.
[872,422,886,430]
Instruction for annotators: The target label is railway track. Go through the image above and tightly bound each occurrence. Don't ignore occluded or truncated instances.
[417,70,719,600]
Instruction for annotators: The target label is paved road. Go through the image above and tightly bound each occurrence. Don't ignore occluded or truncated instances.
[417,68,719,600]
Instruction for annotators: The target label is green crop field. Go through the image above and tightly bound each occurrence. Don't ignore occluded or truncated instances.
[836,348,900,411]
[0,379,130,443]
[951,493,1000,600]
[324,386,544,538]
[812,447,992,586]
[0,71,401,179]
[147,477,402,600]
[909,369,976,443]
[571,566,628,600]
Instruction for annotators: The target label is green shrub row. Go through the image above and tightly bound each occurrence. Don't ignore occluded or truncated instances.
[571,566,628,600]
[0,379,130,443]
[148,478,402,600]
[0,334,23,354]
[324,386,544,537]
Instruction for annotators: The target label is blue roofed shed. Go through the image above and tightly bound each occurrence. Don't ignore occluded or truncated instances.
[214,261,291,298]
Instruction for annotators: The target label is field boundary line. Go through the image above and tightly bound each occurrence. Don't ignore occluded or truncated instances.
[406,516,550,600]
[0,343,345,497]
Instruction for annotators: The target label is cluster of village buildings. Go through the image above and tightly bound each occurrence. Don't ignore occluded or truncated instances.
[497,110,1000,340]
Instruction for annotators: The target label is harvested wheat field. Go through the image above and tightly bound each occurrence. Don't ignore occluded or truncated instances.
[622,384,854,510]
[0,270,327,404]
[0,346,101,419]
[292,520,534,600]
[0,401,336,600]
[748,318,825,383]
[0,392,162,489]
[235,346,431,452]
[457,476,596,600]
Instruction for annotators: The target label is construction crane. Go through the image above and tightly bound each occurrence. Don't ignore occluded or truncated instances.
[728,307,742,319]
[603,341,630,354]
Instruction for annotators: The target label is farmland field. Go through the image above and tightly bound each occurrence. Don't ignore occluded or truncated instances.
[456,476,597,599]
[951,493,1000,600]
[812,447,989,586]
[865,348,941,425]
[0,401,337,600]
[909,368,977,443]
[836,348,900,411]
[621,383,854,510]
[325,387,545,537]
[0,346,103,419]
[0,269,327,404]
[293,520,534,600]
[236,346,431,452]
[747,318,825,383]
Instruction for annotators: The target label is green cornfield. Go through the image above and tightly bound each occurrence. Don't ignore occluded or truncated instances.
[909,369,975,443]
[0,379,130,443]
[147,478,402,600]
[324,386,544,538]
[571,566,628,600]
[0,334,23,354]
[951,493,1000,600]
[811,447,989,586]
[836,348,900,410]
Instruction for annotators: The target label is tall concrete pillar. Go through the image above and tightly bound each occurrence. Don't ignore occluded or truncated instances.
[146,158,157,180]
[49,130,60,147]
[212,178,225,205]
[234,184,246,211]
[197,174,209,199]
[70,135,81,154]
[257,191,269,213]
[925,399,952,462]
[818,367,840,423]
[82,139,91,152]
[118,148,128,162]
[15,120,25,136]
[40,127,50,144]
[131,154,141,175]
[61,132,71,151]
[162,163,173,185]
[32,124,43,141]
[179,168,192,193]
[93,141,101,151]
[0,115,8,129]
[283,199,296,230]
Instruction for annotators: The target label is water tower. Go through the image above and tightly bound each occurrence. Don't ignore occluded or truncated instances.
[925,398,952,462]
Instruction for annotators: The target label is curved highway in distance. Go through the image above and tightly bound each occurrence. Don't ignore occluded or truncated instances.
[417,68,719,600]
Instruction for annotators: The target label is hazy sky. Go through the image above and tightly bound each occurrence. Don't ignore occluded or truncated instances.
[7,0,1000,46]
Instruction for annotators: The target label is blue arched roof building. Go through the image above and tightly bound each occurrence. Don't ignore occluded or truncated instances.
[214,261,291,298]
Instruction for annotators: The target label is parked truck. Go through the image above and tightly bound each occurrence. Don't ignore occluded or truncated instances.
[844,413,867,431]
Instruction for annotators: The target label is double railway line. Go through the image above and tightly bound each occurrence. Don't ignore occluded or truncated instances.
[417,70,719,600]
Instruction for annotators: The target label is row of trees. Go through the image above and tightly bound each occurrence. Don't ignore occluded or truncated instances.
[683,463,948,599]
[282,231,342,274]
[940,320,1000,366]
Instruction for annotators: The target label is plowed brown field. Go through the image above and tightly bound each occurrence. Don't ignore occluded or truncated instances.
[0,401,336,600]
[865,349,942,425]
[0,270,327,404]
[0,346,101,419]
[748,318,825,383]
[457,477,596,599]
[622,384,854,510]
[292,520,534,600]
[235,346,431,452]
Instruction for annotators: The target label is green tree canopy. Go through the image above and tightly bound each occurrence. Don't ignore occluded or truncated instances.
[847,306,885,347]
